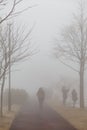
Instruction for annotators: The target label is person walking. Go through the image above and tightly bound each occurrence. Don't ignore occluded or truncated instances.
[72,89,78,107]
[62,86,69,105]
[37,87,45,109]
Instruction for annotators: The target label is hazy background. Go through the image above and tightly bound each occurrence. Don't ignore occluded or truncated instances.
[6,0,87,97]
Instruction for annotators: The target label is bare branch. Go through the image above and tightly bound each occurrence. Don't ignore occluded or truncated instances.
[59,59,79,72]
[0,0,37,24]
[0,0,16,24]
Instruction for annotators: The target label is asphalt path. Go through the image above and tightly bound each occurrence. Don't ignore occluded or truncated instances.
[9,100,78,130]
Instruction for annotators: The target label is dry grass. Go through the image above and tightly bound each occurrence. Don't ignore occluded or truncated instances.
[0,105,20,130]
[49,100,87,130]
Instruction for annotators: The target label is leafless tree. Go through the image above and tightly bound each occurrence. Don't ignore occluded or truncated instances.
[0,0,36,117]
[0,0,35,24]
[0,23,36,117]
[53,0,87,108]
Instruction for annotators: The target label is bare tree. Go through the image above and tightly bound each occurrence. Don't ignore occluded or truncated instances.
[0,23,36,117]
[0,26,9,117]
[0,0,36,117]
[0,0,35,24]
[53,1,87,108]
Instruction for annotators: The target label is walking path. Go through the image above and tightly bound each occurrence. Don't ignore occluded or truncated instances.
[9,100,78,130]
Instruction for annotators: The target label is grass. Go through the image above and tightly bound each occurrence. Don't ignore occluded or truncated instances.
[0,105,20,130]
[49,99,87,130]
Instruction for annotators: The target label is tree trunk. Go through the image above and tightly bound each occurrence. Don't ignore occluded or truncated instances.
[8,86,11,111]
[79,63,84,108]
[8,24,11,112]
[0,74,5,117]
[0,87,3,117]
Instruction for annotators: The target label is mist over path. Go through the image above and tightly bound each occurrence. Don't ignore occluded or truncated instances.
[9,100,77,130]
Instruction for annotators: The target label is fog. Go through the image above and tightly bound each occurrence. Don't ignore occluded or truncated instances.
[1,0,87,128]
[6,0,86,98]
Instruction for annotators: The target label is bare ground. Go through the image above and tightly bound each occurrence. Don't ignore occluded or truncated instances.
[0,105,19,130]
[49,100,87,130]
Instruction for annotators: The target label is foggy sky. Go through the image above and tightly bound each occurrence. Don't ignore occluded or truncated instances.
[8,0,87,95]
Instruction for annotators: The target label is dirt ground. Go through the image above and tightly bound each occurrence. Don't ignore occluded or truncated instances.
[0,105,19,130]
[49,100,87,130]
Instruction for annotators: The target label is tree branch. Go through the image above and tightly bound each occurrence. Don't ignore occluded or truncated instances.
[59,59,79,73]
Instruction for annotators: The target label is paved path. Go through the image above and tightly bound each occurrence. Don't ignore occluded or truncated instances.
[10,100,78,130]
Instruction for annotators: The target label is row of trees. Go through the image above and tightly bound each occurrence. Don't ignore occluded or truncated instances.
[54,0,87,108]
[0,0,35,117]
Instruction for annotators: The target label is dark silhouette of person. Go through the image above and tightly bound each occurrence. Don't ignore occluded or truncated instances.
[37,87,45,109]
[72,89,78,107]
[62,86,69,105]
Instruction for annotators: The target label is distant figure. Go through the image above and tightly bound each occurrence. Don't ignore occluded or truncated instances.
[37,87,45,109]
[72,89,78,107]
[62,86,69,105]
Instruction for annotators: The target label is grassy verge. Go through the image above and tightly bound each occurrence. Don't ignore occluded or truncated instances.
[0,105,20,130]
[49,99,87,130]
